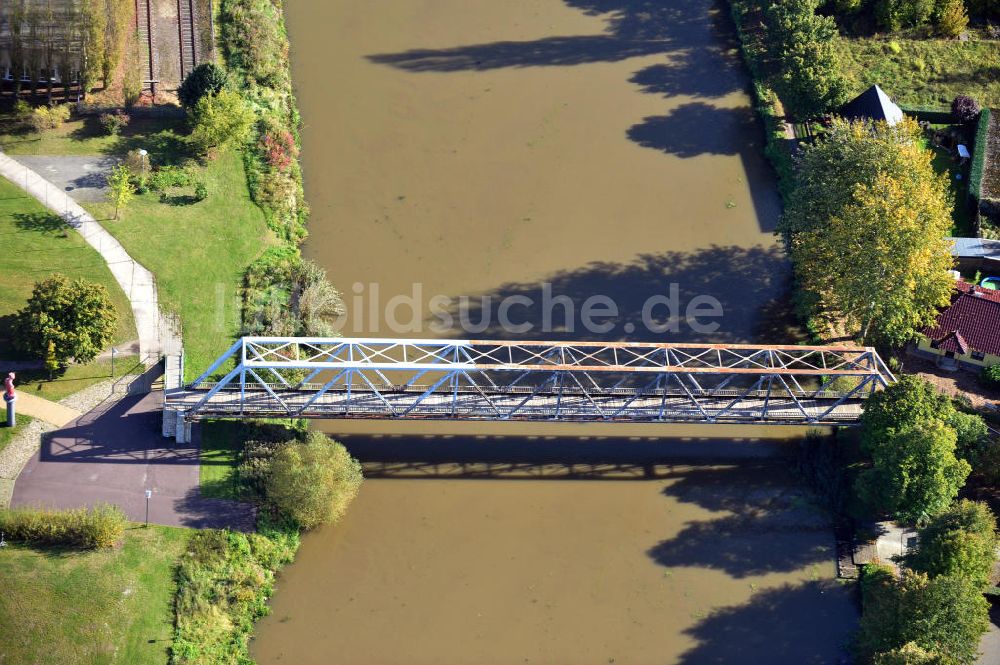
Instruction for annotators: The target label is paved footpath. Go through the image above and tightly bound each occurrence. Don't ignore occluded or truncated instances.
[0,151,180,359]
[12,391,255,530]
[14,392,82,427]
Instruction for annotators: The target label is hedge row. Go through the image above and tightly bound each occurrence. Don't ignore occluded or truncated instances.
[728,0,797,200]
[969,108,992,207]
[899,106,954,124]
[0,504,127,549]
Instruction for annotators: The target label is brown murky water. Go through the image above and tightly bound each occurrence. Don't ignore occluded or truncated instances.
[252,1,855,663]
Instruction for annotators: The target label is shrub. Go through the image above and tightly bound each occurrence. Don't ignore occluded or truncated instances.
[13,274,118,365]
[265,432,363,529]
[906,500,999,588]
[968,108,991,204]
[981,363,1000,388]
[951,95,981,125]
[0,504,127,548]
[219,0,288,87]
[189,89,256,155]
[99,110,130,136]
[28,104,71,132]
[148,165,192,192]
[877,0,936,31]
[872,642,947,664]
[177,63,228,108]
[194,180,208,201]
[262,130,298,170]
[12,99,31,120]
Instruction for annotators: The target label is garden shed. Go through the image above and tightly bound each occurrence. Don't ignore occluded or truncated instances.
[840,85,904,126]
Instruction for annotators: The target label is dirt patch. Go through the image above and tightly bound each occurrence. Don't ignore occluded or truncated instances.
[903,354,1000,410]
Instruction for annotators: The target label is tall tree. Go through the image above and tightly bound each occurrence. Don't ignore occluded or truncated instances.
[765,0,847,120]
[13,274,118,366]
[782,118,954,346]
[856,417,970,522]
[857,568,989,665]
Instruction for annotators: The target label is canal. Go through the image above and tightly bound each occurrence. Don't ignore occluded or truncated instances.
[250,1,857,662]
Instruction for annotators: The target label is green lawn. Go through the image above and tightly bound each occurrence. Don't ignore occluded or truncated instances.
[87,148,276,380]
[0,415,34,456]
[13,354,142,402]
[0,113,275,378]
[0,174,136,357]
[0,114,187,158]
[199,419,244,500]
[839,35,1000,108]
[0,525,189,665]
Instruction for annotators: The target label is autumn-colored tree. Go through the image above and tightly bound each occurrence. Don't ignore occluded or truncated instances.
[936,0,970,37]
[782,118,954,346]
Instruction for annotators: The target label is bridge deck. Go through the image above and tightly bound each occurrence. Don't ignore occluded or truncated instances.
[166,386,865,424]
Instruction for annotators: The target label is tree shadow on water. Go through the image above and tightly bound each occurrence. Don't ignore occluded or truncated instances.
[436,245,796,344]
[648,463,835,578]
[626,102,782,230]
[628,49,745,100]
[368,0,733,76]
[678,581,857,664]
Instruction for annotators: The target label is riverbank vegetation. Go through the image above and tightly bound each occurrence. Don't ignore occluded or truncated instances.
[174,421,362,665]
[0,524,189,665]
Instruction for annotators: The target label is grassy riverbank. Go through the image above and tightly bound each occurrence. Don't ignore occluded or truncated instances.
[88,148,276,378]
[0,525,189,665]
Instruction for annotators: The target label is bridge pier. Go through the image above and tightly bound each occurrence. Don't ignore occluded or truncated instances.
[162,407,191,444]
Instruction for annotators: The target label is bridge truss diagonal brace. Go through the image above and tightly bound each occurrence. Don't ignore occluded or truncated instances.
[171,337,896,425]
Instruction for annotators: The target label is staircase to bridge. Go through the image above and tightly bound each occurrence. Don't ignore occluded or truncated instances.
[162,337,894,443]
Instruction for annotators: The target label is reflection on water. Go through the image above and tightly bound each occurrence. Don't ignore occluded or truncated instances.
[251,0,852,662]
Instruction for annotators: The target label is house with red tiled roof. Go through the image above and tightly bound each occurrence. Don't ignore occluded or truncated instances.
[915,281,1000,370]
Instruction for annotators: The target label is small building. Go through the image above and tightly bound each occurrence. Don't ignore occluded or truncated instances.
[840,84,905,126]
[915,281,1000,370]
[950,236,1000,274]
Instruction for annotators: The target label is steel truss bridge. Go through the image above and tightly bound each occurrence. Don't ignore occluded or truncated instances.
[162,337,894,441]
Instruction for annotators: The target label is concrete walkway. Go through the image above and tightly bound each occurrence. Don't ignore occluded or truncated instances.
[12,391,255,529]
[0,151,181,360]
[14,392,82,427]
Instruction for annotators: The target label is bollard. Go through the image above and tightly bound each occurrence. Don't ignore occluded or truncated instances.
[5,395,14,428]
